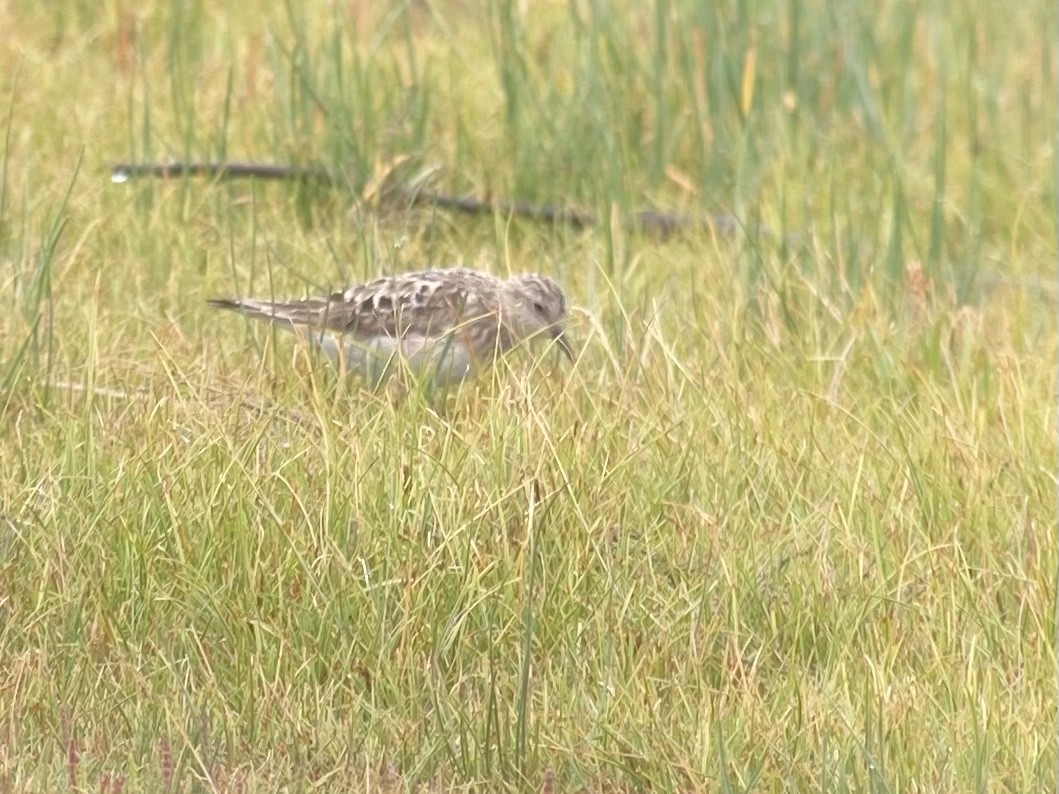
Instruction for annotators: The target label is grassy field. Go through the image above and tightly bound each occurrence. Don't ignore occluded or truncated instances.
[0,0,1056,791]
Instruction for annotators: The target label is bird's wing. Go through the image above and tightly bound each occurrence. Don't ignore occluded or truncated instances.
[209,268,503,341]
[342,269,502,339]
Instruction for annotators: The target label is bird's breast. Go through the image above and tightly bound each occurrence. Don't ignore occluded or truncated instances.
[325,332,477,386]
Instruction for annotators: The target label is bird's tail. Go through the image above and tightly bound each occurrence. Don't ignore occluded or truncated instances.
[207,296,336,329]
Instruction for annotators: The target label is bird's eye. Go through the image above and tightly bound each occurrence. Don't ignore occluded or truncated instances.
[532,302,546,315]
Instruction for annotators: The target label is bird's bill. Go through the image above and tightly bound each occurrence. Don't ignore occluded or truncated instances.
[552,329,575,362]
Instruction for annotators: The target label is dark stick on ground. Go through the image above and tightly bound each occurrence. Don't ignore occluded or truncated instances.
[109,160,758,239]
[111,161,336,184]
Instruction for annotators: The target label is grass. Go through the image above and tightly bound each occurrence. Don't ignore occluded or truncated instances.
[0,0,1055,791]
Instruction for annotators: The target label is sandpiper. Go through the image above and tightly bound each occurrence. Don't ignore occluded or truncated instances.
[209,267,574,386]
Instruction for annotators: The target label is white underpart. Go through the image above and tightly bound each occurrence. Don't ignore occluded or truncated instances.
[312,329,475,386]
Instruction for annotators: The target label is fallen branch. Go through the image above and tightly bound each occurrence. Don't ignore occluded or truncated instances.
[110,160,761,239]
[111,161,335,184]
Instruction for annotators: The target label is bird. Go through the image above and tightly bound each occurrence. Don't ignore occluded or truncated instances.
[208,267,574,387]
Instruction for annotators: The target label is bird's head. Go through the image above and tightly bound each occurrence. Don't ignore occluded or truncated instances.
[501,274,574,361]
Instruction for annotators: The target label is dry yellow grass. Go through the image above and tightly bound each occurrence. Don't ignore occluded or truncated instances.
[0,1,1054,790]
